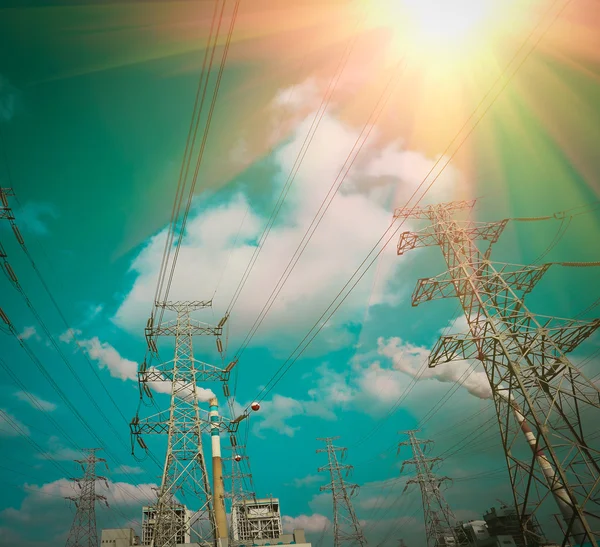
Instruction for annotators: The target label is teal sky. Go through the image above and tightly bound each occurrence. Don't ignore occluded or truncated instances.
[1,1,599,546]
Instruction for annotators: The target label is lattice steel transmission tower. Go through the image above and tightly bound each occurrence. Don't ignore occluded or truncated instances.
[223,443,256,544]
[64,448,109,547]
[317,437,368,547]
[131,300,233,547]
[399,431,463,547]
[394,200,600,546]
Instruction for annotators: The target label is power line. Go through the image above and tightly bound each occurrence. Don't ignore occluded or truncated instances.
[240,0,570,415]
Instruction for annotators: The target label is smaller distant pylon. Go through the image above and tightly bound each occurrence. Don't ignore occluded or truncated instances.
[317,437,368,547]
[64,448,109,547]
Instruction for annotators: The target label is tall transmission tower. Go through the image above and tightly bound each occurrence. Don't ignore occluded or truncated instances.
[131,300,233,547]
[317,437,368,547]
[399,431,463,547]
[394,200,600,546]
[64,448,109,547]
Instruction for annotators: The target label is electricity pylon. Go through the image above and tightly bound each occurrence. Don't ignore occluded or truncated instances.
[131,300,232,547]
[394,200,600,546]
[223,442,256,544]
[64,448,109,547]
[317,437,368,547]
[399,431,463,547]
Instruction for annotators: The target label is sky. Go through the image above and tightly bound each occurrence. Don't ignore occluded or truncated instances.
[0,0,600,545]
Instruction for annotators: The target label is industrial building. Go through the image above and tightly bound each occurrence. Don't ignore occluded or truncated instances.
[100,528,141,546]
[234,528,311,547]
[100,527,310,547]
[142,504,192,545]
[231,497,283,541]
[454,504,558,547]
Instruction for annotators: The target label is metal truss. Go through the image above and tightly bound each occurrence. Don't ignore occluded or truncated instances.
[223,443,257,544]
[317,437,368,547]
[395,200,600,547]
[399,431,464,547]
[131,301,236,547]
[65,448,109,547]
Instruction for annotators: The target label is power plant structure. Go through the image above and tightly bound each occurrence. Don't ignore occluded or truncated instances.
[394,200,600,546]
[142,505,192,545]
[230,497,283,541]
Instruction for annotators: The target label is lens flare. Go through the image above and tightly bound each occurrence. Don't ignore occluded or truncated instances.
[365,0,529,62]
[402,0,493,46]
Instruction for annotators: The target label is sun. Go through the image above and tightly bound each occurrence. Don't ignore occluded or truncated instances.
[363,0,524,61]
[401,0,495,47]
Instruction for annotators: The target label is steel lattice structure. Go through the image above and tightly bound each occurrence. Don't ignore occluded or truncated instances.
[399,431,464,547]
[395,200,600,546]
[223,444,257,543]
[317,437,368,547]
[131,300,232,547]
[64,448,109,547]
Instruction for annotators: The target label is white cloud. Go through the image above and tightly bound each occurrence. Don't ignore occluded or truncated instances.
[272,78,320,112]
[0,477,157,545]
[250,394,335,438]
[59,328,81,343]
[362,143,462,205]
[60,329,216,402]
[113,105,462,350]
[17,326,39,341]
[14,391,57,412]
[85,303,104,323]
[291,474,323,488]
[61,332,138,381]
[147,369,216,402]
[36,436,82,462]
[377,336,492,400]
[113,464,144,475]
[355,361,406,403]
[0,409,31,437]
[282,513,331,533]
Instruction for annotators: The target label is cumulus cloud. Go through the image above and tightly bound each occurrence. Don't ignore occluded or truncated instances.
[36,436,82,462]
[59,328,81,344]
[17,326,39,341]
[0,477,157,545]
[60,330,137,381]
[113,464,144,475]
[60,330,216,401]
[113,105,462,350]
[14,391,57,412]
[377,336,492,400]
[250,393,336,438]
[147,369,216,403]
[0,409,31,437]
[282,513,331,533]
[291,474,323,488]
[77,336,138,381]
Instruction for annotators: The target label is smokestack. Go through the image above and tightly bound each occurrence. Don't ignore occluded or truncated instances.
[209,397,228,543]
[499,391,587,543]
